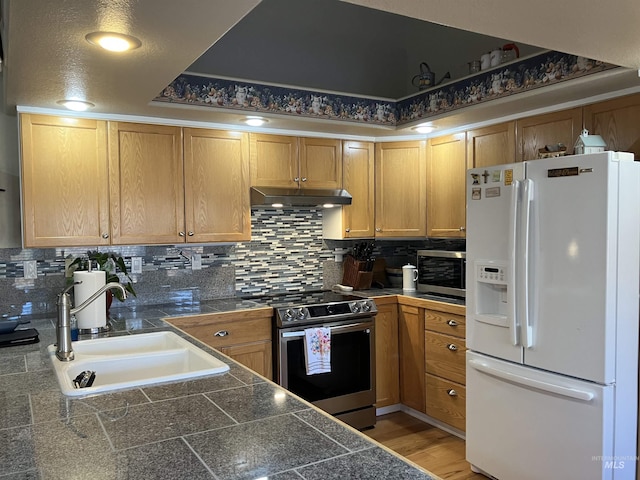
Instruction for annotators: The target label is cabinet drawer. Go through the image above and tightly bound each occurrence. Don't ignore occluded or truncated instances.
[183,317,271,348]
[425,331,466,385]
[425,373,466,431]
[425,310,466,338]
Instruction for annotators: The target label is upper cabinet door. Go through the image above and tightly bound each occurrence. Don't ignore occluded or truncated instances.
[583,93,640,160]
[342,140,375,238]
[183,128,251,243]
[108,122,184,245]
[427,133,467,238]
[516,108,583,162]
[249,133,298,188]
[299,137,342,189]
[20,114,110,247]
[466,122,516,168]
[375,140,427,238]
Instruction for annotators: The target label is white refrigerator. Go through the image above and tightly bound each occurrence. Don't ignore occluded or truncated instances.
[465,151,640,480]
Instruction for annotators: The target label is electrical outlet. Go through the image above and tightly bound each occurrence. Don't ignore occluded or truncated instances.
[131,256,143,274]
[24,260,38,279]
[191,254,202,271]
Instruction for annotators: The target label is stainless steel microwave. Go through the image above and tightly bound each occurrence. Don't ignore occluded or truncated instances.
[416,250,466,298]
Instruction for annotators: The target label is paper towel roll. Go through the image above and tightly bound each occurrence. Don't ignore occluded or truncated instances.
[73,270,106,330]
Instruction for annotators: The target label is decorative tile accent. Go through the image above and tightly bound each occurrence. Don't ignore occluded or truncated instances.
[234,208,333,296]
[0,209,464,315]
[153,51,618,128]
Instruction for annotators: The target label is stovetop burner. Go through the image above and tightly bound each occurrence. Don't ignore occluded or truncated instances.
[267,290,378,328]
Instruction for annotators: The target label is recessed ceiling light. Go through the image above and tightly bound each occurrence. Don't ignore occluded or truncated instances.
[85,32,142,52]
[56,100,95,112]
[413,123,436,134]
[245,116,268,127]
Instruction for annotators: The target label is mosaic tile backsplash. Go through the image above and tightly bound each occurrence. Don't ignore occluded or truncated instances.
[0,208,463,317]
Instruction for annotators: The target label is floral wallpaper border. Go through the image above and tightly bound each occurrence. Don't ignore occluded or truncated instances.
[153,51,618,128]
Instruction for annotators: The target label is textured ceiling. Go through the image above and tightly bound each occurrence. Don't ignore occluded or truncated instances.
[1,0,640,139]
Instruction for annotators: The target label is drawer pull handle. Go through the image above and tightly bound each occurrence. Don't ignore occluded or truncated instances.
[214,330,229,337]
[447,319,458,327]
[447,389,458,396]
[447,343,458,351]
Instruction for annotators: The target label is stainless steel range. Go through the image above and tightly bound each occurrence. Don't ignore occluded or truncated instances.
[272,290,377,430]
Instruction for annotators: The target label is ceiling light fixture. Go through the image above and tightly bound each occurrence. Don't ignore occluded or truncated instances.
[57,100,95,112]
[245,116,268,127]
[413,123,436,134]
[85,32,142,52]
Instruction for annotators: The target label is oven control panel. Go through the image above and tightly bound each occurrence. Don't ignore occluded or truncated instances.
[276,299,377,326]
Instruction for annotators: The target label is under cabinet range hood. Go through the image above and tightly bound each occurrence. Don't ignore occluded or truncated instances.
[250,186,352,208]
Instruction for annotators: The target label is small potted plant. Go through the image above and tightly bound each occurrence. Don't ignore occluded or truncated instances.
[68,250,137,311]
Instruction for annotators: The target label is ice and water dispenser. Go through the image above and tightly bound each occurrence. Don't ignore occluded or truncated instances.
[473,262,510,327]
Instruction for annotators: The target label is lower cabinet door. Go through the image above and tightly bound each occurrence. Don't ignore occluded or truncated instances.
[220,341,273,380]
[425,373,466,431]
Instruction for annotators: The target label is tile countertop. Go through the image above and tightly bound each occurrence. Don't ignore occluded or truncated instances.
[0,297,439,480]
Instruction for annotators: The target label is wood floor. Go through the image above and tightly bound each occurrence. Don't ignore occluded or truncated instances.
[363,412,485,480]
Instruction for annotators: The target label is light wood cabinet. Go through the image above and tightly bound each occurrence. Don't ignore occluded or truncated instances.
[583,93,640,160]
[425,309,466,431]
[322,140,375,239]
[466,122,516,168]
[249,133,342,189]
[108,122,184,245]
[166,308,273,379]
[183,128,251,242]
[249,133,298,188]
[20,114,110,247]
[375,141,427,238]
[426,133,466,238]
[516,107,583,162]
[399,304,425,413]
[374,302,400,408]
[299,137,343,189]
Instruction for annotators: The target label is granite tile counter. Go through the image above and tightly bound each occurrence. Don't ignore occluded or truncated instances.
[0,301,439,480]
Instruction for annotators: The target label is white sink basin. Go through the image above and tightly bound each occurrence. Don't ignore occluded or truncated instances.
[48,331,230,397]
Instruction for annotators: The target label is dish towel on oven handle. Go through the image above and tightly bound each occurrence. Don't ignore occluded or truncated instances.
[304,327,331,375]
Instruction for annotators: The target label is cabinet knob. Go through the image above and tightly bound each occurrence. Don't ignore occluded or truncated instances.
[447,319,458,327]
[301,177,307,182]
[294,177,300,182]
[179,231,185,237]
[101,233,109,239]
[459,226,466,231]
[447,389,458,396]
[214,330,229,337]
[447,343,458,351]
[188,231,194,236]
[345,228,351,233]
[375,228,381,232]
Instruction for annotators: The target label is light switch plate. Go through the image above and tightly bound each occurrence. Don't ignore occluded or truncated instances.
[131,257,142,274]
[24,260,38,279]
[191,254,202,271]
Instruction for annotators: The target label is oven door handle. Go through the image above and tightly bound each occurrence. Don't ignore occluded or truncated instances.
[281,322,372,338]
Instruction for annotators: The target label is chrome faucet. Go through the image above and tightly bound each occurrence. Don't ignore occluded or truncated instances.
[55,282,127,361]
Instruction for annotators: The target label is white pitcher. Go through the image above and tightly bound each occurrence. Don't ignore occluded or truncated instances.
[402,264,418,292]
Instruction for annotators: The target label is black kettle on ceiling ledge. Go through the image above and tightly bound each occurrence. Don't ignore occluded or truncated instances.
[412,62,451,90]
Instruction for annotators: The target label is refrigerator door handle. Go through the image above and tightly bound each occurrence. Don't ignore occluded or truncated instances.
[508,180,520,346]
[468,358,595,402]
[519,179,534,348]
